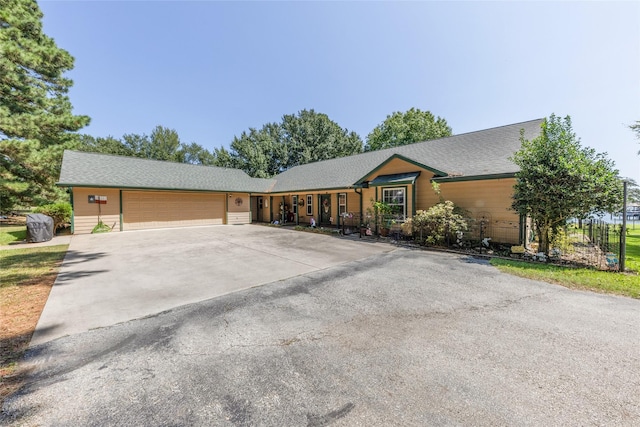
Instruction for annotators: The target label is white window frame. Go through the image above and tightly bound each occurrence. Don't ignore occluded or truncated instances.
[338,193,347,216]
[292,195,298,215]
[382,187,406,218]
[306,195,313,216]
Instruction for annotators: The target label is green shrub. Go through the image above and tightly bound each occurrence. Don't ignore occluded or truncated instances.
[410,201,468,245]
[33,202,72,231]
[91,221,111,234]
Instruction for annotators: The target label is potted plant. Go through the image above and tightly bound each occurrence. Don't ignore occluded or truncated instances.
[369,200,395,237]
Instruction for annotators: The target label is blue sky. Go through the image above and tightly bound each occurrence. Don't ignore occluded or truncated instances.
[39,1,640,183]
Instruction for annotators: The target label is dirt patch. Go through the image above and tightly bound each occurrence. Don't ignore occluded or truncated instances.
[0,273,58,403]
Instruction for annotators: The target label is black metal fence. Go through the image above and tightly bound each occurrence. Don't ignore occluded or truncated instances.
[333,213,623,271]
[559,220,622,270]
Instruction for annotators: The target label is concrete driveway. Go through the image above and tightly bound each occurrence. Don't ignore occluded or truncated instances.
[4,247,639,426]
[31,225,391,345]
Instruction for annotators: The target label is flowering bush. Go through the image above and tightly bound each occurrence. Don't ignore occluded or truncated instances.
[406,201,468,245]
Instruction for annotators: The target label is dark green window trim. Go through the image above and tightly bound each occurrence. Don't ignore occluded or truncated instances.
[412,183,417,216]
[119,190,123,231]
[381,185,409,218]
[69,188,75,234]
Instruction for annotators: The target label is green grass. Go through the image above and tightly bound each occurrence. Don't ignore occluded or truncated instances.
[0,245,69,288]
[0,226,26,246]
[624,226,640,273]
[490,258,640,299]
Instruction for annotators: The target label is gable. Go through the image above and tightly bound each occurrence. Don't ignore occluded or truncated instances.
[356,156,438,185]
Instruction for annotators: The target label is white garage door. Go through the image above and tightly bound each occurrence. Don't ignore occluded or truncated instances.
[122,191,225,231]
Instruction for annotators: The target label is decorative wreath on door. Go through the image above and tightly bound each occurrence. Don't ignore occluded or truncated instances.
[323,199,330,213]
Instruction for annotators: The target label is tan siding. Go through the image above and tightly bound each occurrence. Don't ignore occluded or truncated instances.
[72,188,121,234]
[439,178,519,243]
[122,191,224,231]
[346,192,360,214]
[439,179,517,220]
[227,193,251,224]
[227,194,250,213]
[361,158,431,217]
[415,173,440,211]
[361,158,423,179]
[227,212,251,225]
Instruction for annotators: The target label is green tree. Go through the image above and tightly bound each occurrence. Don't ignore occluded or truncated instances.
[630,120,640,154]
[181,142,216,166]
[229,123,286,178]
[121,133,148,158]
[76,127,218,166]
[76,134,134,157]
[512,114,622,255]
[147,126,182,162]
[212,146,236,169]
[365,108,451,151]
[227,109,363,178]
[0,0,90,211]
[624,179,639,205]
[281,109,362,168]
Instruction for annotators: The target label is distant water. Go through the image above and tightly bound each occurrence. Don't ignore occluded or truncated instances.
[569,212,640,225]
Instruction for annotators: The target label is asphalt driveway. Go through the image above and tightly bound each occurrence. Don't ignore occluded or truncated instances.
[31,225,391,345]
[3,228,639,425]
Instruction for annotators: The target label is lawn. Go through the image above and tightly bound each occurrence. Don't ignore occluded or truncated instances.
[624,225,640,272]
[0,245,68,402]
[0,225,26,246]
[490,226,640,299]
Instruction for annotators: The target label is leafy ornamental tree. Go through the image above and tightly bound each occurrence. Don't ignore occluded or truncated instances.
[365,108,452,151]
[0,0,90,211]
[511,114,622,255]
[227,109,363,178]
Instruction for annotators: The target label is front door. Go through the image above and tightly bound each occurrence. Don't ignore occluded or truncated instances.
[320,194,331,225]
[257,197,263,222]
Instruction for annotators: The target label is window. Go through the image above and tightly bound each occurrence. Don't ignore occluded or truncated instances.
[306,195,313,216]
[338,193,347,216]
[292,195,298,215]
[382,188,406,217]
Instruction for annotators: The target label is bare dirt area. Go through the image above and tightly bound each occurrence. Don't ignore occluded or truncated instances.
[0,278,54,402]
[1,214,68,403]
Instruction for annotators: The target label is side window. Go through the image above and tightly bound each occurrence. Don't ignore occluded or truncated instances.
[382,188,406,217]
[306,195,313,216]
[292,195,298,214]
[338,193,347,216]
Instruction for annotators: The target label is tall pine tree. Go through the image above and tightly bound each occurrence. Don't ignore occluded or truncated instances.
[0,0,89,211]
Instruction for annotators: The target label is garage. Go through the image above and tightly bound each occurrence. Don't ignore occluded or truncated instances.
[122,191,225,231]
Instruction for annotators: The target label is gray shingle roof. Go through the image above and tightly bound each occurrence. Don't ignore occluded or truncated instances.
[58,119,543,194]
[58,151,276,193]
[271,118,543,192]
